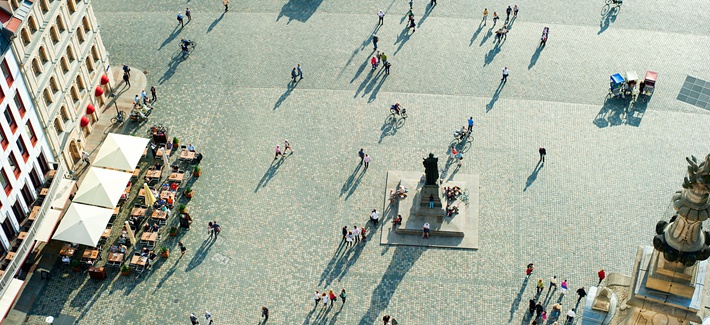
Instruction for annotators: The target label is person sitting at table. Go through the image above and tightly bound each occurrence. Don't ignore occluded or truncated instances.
[151,223,159,232]
[143,223,151,232]
[154,161,162,170]
[141,247,149,257]
[169,182,179,192]
[110,245,118,253]
[61,256,71,264]
[147,252,157,268]
[119,244,127,253]
[161,182,170,191]
[166,142,173,150]
[172,165,179,173]
[118,235,126,245]
[154,198,166,209]
[187,143,195,152]
[166,195,174,207]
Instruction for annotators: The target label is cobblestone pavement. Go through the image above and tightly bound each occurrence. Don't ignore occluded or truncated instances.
[21,0,710,324]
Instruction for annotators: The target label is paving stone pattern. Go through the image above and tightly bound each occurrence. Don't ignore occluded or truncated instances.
[21,0,710,324]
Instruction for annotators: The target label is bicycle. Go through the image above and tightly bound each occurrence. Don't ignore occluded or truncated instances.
[389,105,408,118]
[110,111,126,125]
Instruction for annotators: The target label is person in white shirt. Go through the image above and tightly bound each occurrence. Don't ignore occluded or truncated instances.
[566,308,576,324]
[314,291,321,306]
[352,226,361,244]
[187,143,195,152]
[346,231,354,247]
[321,292,329,307]
[370,209,380,226]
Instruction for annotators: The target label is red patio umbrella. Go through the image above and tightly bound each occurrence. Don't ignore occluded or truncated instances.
[94,86,104,97]
[86,104,95,115]
[80,116,90,127]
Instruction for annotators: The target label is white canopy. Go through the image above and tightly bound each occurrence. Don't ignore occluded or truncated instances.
[92,133,150,172]
[51,203,114,247]
[73,167,132,208]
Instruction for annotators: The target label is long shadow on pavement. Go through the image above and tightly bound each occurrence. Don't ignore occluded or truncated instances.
[340,164,364,200]
[593,96,634,128]
[254,154,290,192]
[417,2,435,29]
[393,25,413,55]
[368,74,388,103]
[479,27,494,46]
[158,25,182,51]
[523,160,543,192]
[378,115,405,143]
[509,277,530,321]
[318,237,368,288]
[486,80,506,112]
[185,237,217,272]
[158,52,185,84]
[470,22,484,46]
[528,43,544,69]
[354,68,377,98]
[207,11,225,33]
[357,246,425,325]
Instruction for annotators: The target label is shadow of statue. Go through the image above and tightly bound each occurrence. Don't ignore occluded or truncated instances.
[207,11,225,33]
[273,80,298,110]
[254,154,289,192]
[357,246,425,324]
[276,0,324,23]
[486,80,506,112]
[523,160,544,192]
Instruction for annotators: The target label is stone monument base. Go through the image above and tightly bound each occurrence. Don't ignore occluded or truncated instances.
[379,171,479,249]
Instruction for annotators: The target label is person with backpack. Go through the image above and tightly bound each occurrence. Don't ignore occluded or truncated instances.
[339,289,347,304]
[177,12,184,27]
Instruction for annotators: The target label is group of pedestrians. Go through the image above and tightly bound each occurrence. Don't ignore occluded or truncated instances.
[358,148,371,168]
[274,139,294,160]
[313,289,347,308]
[290,64,304,82]
[176,7,191,28]
[482,4,518,26]
[342,225,367,247]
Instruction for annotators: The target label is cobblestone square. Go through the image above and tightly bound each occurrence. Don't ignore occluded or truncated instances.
[18,0,710,324]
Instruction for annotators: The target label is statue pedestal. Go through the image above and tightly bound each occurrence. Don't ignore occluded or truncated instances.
[379,171,479,250]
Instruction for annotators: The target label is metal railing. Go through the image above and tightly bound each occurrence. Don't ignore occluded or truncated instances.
[0,163,67,297]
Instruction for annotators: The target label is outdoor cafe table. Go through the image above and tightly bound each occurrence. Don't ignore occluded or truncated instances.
[18,232,28,240]
[179,150,195,161]
[107,252,124,266]
[140,232,158,246]
[168,172,184,183]
[160,191,175,201]
[101,228,111,240]
[146,170,161,181]
[82,248,99,261]
[151,210,168,224]
[131,206,147,218]
[4,252,16,262]
[156,147,171,157]
[59,246,76,257]
[28,206,40,221]
[130,255,148,268]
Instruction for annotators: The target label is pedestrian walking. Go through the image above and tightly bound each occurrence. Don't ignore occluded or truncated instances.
[409,0,413,10]
[189,313,199,325]
[297,64,303,80]
[328,290,337,307]
[372,35,379,50]
[314,291,321,307]
[506,6,512,20]
[561,279,568,295]
[378,10,385,25]
[456,151,463,167]
[422,222,430,238]
[528,298,536,314]
[223,0,229,12]
[284,139,293,153]
[381,52,388,65]
[261,306,269,321]
[535,302,544,319]
[450,145,458,161]
[207,221,214,238]
[340,289,347,304]
[514,4,519,18]
[150,86,157,102]
[598,269,606,285]
[539,147,546,162]
[468,117,474,132]
[383,315,391,325]
[321,292,329,307]
[376,51,381,64]
[346,231,354,246]
[391,318,398,325]
[360,227,367,241]
[576,287,587,303]
[566,308,576,324]
[541,311,548,322]
[549,276,558,293]
[364,154,371,168]
[274,145,284,160]
[493,12,499,26]
[358,148,365,164]
[352,226,361,243]
[482,8,488,25]
[123,72,130,87]
[186,7,192,21]
[384,61,391,75]
[342,226,348,241]
[536,278,545,294]
[526,263,534,277]
[502,67,509,82]
[177,12,184,27]
[371,56,377,70]
[212,220,221,237]
[178,241,186,257]
[429,194,435,208]
[370,209,379,226]
[408,17,416,32]
[123,64,131,77]
[82,150,90,164]
[141,89,149,104]
[291,68,298,82]
[205,311,212,324]
[502,26,508,40]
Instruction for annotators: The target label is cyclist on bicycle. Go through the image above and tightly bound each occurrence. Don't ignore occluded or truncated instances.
[391,103,401,115]
[181,37,191,48]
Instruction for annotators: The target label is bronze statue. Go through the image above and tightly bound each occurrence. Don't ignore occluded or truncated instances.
[423,153,439,186]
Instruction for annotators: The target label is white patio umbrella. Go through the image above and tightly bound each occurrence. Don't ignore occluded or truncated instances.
[143,183,156,206]
[51,203,114,247]
[92,133,150,172]
[73,167,132,209]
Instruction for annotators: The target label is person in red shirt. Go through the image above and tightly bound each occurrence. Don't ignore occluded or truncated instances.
[371,56,377,70]
[598,269,606,285]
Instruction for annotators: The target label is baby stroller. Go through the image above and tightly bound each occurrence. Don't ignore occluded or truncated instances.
[540,27,549,46]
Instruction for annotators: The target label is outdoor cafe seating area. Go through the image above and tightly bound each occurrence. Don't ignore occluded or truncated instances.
[49,133,203,278]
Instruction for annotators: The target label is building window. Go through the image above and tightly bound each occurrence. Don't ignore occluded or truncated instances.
[56,16,66,33]
[43,88,53,105]
[38,152,49,175]
[39,46,49,65]
[60,57,69,74]
[2,217,17,241]
[20,184,33,207]
[11,201,25,226]
[0,88,4,102]
[0,169,11,194]
[60,106,70,124]
[50,77,59,94]
[14,91,25,117]
[8,153,20,178]
[82,16,91,32]
[16,136,28,161]
[71,86,79,104]
[68,0,76,14]
[10,0,19,11]
[66,45,75,62]
[76,75,85,92]
[21,29,31,47]
[53,118,63,135]
[4,107,17,132]
[1,59,13,86]
[86,57,94,74]
[92,46,99,62]
[40,0,49,14]
[0,126,7,149]
[77,27,85,43]
[50,26,60,44]
[28,16,38,34]
[25,122,37,146]
[32,58,42,77]
[29,168,41,189]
